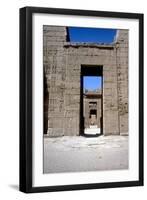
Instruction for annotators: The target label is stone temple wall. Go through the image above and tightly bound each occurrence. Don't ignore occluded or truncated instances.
[116,30,129,135]
[43,26,128,136]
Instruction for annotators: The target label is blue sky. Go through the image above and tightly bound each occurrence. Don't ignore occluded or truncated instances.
[84,77,102,90]
[68,27,116,43]
[68,27,116,90]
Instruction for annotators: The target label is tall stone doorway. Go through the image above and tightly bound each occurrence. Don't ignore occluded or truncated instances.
[80,65,103,136]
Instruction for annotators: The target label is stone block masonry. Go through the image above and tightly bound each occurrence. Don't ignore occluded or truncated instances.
[43,26,128,136]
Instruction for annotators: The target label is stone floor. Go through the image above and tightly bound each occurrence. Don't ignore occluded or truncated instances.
[84,126,101,135]
[43,135,128,173]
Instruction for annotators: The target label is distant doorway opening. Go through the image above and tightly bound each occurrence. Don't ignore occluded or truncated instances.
[80,65,103,136]
[90,109,97,125]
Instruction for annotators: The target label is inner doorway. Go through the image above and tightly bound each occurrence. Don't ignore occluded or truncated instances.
[80,65,103,136]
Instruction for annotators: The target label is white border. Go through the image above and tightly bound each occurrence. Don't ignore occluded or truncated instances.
[32,13,139,187]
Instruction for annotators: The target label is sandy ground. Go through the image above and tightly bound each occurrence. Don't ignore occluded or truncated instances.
[43,135,128,173]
